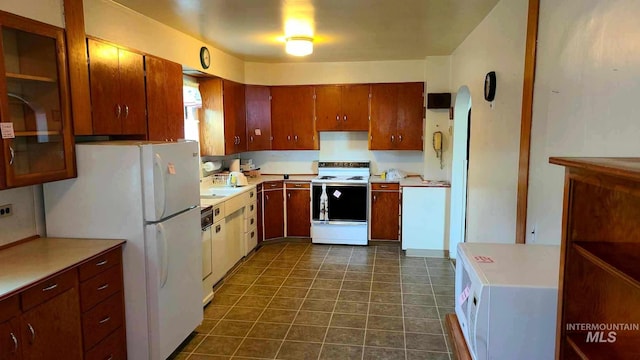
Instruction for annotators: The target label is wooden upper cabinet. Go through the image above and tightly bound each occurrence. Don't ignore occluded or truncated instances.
[369,82,424,150]
[315,84,369,131]
[270,85,317,150]
[198,78,246,156]
[145,55,184,141]
[245,85,271,151]
[88,39,146,136]
[0,11,76,189]
[223,79,246,155]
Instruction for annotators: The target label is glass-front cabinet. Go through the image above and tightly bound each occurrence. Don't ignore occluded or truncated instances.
[0,11,74,189]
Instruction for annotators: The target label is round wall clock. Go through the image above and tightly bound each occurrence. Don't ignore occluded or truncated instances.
[200,46,210,69]
[484,71,496,102]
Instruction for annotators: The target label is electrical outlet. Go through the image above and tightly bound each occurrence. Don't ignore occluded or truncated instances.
[0,204,12,218]
[529,225,536,243]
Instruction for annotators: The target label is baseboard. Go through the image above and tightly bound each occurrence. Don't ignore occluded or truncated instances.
[405,249,449,258]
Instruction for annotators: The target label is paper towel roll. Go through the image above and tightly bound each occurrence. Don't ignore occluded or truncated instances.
[229,159,240,172]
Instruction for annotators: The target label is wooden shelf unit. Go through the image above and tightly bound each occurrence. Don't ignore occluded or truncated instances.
[6,72,56,82]
[551,157,640,359]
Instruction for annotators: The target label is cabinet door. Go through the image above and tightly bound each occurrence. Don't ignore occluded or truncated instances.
[263,189,284,240]
[0,318,20,360]
[118,48,146,135]
[257,190,264,243]
[88,39,120,135]
[245,85,271,151]
[21,289,82,360]
[223,80,244,154]
[234,83,247,152]
[198,78,224,155]
[286,188,310,237]
[396,82,424,150]
[0,15,75,188]
[370,191,400,241]
[341,84,370,131]
[270,86,293,150]
[147,56,184,141]
[314,85,341,131]
[290,86,316,150]
[369,84,397,150]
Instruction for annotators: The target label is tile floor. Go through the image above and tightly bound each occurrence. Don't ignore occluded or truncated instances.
[170,242,456,360]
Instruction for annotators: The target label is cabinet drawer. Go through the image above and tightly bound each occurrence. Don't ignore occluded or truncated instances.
[21,269,77,311]
[248,188,257,200]
[84,326,126,360]
[213,204,225,223]
[0,296,19,322]
[80,265,123,312]
[246,200,257,218]
[264,181,283,190]
[79,247,122,281]
[371,183,400,191]
[245,213,258,232]
[286,182,310,189]
[82,292,124,350]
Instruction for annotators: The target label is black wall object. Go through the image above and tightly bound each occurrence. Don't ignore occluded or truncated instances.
[484,71,497,101]
[427,93,452,109]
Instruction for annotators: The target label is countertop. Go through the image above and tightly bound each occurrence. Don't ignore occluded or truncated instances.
[370,175,451,188]
[0,237,125,300]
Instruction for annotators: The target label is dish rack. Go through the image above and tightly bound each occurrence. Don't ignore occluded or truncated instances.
[211,173,230,185]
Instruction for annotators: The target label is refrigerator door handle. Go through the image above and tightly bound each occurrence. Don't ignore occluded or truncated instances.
[154,153,167,219]
[157,223,169,288]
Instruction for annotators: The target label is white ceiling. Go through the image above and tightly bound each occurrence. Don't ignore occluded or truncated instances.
[114,0,500,63]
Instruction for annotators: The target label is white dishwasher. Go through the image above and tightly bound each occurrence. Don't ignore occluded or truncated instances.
[201,206,214,304]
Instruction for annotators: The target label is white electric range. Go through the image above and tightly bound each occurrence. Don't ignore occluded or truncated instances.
[311,161,370,245]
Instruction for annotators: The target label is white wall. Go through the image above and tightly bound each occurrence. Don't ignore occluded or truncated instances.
[0,0,63,27]
[527,0,640,245]
[450,0,528,244]
[424,56,453,181]
[84,0,245,82]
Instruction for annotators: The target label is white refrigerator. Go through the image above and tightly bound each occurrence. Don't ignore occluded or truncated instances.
[43,141,203,360]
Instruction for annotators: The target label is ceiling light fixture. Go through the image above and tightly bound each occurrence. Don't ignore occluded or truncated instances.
[285,36,313,56]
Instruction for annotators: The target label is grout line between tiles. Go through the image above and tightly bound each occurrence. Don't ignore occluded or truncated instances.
[360,245,376,360]
[399,251,408,360]
[426,257,452,360]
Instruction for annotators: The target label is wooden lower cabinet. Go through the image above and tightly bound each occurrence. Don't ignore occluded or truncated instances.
[0,245,125,360]
[286,182,310,237]
[370,183,401,241]
[263,181,284,240]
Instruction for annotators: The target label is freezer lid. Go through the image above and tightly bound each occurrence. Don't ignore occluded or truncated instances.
[142,141,200,222]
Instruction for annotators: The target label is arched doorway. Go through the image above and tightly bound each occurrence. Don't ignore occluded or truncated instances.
[449,86,472,259]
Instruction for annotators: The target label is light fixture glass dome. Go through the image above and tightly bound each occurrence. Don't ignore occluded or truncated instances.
[285,36,313,56]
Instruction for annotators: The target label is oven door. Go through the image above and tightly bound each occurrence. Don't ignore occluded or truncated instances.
[312,183,367,223]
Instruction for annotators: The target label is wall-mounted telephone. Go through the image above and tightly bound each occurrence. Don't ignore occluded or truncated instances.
[433,131,443,169]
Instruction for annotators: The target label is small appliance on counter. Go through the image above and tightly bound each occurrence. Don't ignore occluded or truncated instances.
[227,171,249,186]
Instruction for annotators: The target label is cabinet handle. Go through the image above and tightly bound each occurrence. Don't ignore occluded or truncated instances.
[9,146,15,165]
[343,115,347,121]
[266,194,269,200]
[250,204,254,211]
[287,135,291,141]
[97,283,110,291]
[42,283,58,292]
[294,184,302,187]
[96,259,108,266]
[114,104,121,118]
[124,105,129,119]
[250,218,254,225]
[380,185,389,188]
[215,208,220,216]
[251,231,255,238]
[398,134,403,142]
[373,195,377,202]
[250,192,254,198]
[336,115,340,121]
[250,135,254,142]
[99,316,111,324]
[10,332,17,353]
[270,183,277,187]
[287,192,291,199]
[216,225,221,233]
[27,323,35,344]
[294,135,298,142]
[391,135,395,143]
[105,356,114,360]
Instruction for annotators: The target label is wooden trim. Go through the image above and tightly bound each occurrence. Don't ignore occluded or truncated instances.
[515,0,540,244]
[0,235,40,251]
[63,0,93,135]
[445,313,472,360]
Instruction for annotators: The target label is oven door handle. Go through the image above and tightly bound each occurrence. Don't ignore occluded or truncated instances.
[312,220,367,225]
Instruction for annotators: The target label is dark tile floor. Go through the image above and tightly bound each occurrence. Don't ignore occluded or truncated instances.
[170,242,456,360]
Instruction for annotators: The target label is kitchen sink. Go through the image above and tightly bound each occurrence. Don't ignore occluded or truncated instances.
[200,186,248,198]
[200,194,226,200]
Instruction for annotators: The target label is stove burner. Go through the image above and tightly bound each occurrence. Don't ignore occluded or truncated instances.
[347,176,363,180]
[319,176,336,180]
